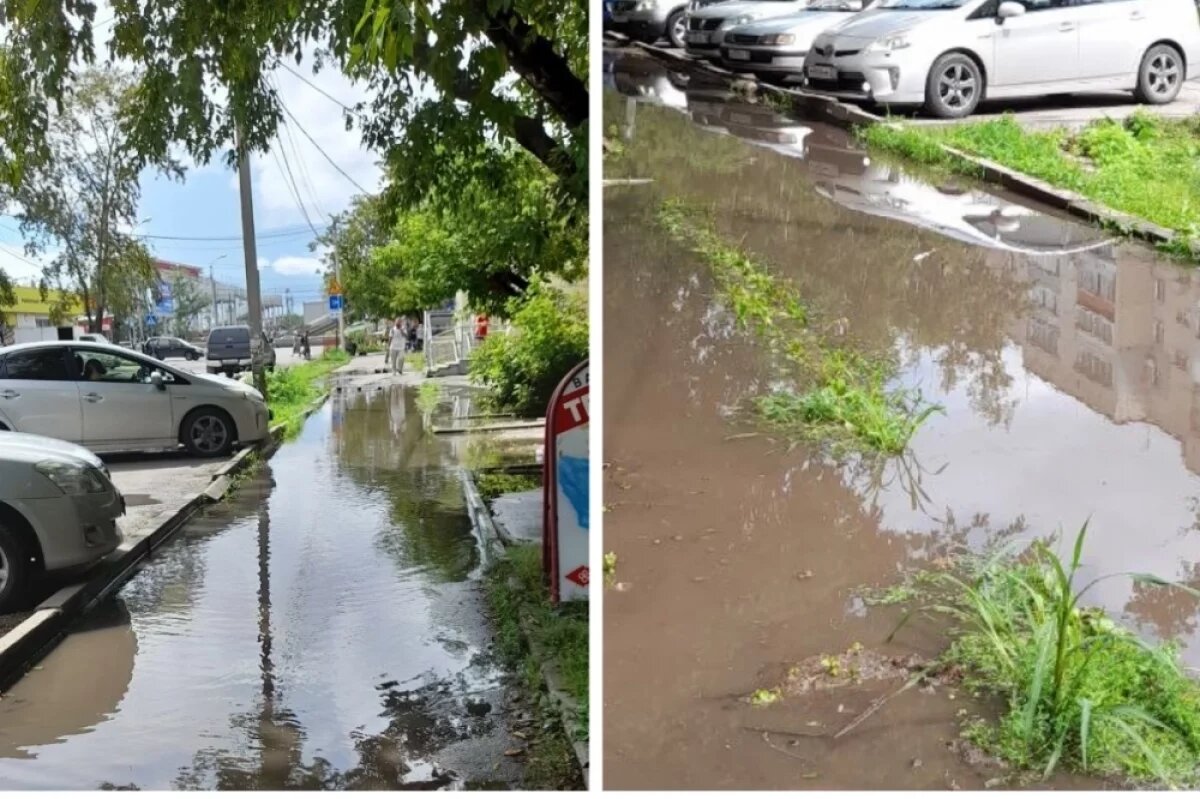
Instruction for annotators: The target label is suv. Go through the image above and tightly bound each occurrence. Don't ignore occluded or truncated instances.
[206,326,276,377]
[0,432,124,611]
[144,336,204,361]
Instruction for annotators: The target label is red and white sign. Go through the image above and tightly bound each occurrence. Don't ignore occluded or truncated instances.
[544,360,589,604]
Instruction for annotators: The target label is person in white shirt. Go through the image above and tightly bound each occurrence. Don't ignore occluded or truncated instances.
[388,318,406,373]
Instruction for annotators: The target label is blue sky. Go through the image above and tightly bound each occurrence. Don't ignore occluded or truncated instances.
[0,16,383,314]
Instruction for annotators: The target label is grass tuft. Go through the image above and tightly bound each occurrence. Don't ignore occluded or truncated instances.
[861,113,1200,255]
[890,524,1200,787]
[266,349,350,438]
[657,199,941,455]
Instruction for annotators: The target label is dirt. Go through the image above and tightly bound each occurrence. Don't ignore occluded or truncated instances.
[602,48,1200,790]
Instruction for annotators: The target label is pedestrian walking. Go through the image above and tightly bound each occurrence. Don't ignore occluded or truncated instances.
[406,317,419,353]
[301,330,311,360]
[389,317,406,373]
[292,332,301,357]
[415,320,424,353]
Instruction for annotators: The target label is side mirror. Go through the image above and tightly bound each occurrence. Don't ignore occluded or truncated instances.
[150,371,166,390]
[998,1,1025,17]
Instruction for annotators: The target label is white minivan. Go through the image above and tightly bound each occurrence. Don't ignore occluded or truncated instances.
[802,0,1200,118]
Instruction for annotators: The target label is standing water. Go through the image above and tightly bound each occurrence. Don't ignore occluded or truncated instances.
[604,49,1200,789]
[0,383,524,789]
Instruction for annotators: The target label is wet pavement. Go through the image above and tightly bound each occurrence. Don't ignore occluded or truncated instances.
[603,48,1200,790]
[0,383,528,789]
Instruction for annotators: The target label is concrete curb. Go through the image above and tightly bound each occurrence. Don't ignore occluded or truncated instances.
[621,40,1186,253]
[0,394,330,692]
[459,470,589,787]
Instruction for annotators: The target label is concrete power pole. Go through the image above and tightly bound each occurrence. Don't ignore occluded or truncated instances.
[236,128,267,396]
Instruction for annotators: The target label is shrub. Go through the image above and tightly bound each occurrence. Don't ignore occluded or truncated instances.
[470,280,588,418]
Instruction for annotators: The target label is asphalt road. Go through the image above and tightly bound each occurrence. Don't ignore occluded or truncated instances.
[164,346,326,376]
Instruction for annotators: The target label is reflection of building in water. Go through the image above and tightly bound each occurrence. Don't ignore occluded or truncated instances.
[1002,241,1200,474]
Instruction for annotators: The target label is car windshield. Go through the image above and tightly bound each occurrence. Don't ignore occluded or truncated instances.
[879,0,970,8]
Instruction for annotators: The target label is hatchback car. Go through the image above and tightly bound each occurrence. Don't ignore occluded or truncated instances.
[720,0,873,77]
[0,341,271,457]
[685,0,814,59]
[802,0,1200,118]
[0,432,124,611]
[143,336,204,361]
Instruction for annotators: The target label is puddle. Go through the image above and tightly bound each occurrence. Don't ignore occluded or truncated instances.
[603,48,1200,789]
[0,385,526,789]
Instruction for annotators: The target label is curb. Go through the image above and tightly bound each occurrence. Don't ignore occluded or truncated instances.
[459,470,589,787]
[620,40,1185,253]
[0,394,330,692]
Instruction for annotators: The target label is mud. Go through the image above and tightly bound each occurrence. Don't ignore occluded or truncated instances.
[0,384,529,789]
[603,48,1200,790]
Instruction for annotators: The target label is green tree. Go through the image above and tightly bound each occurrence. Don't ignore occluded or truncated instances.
[12,69,177,333]
[2,0,587,201]
[168,274,212,337]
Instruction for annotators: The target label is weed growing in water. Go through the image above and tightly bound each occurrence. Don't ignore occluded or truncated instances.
[889,524,1200,786]
[657,199,941,455]
[475,471,540,502]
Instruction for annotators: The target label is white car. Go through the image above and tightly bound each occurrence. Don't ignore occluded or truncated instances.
[802,0,1200,118]
[720,0,873,78]
[0,432,124,611]
[0,341,272,458]
[685,0,814,59]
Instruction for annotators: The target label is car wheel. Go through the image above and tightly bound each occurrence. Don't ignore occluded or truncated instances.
[666,9,686,49]
[181,407,236,458]
[1134,44,1184,105]
[924,52,983,120]
[186,351,198,361]
[0,520,32,613]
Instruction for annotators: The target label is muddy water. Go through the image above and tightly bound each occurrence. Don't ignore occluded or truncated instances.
[603,49,1200,789]
[0,384,524,789]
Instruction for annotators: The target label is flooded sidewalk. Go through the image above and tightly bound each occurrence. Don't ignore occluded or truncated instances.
[0,384,528,789]
[603,48,1200,790]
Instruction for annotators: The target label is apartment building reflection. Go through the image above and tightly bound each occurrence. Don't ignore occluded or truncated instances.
[1003,238,1200,475]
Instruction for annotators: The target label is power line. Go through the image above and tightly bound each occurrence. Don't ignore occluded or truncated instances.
[269,75,329,226]
[136,226,324,242]
[0,243,43,269]
[276,61,357,113]
[276,98,372,195]
[270,135,321,237]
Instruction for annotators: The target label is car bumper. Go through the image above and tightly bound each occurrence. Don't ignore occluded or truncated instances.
[802,49,928,105]
[12,487,124,572]
[208,358,252,372]
[720,45,807,74]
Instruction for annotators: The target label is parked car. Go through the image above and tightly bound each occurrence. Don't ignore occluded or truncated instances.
[205,325,276,378]
[608,0,692,48]
[720,0,872,78]
[802,0,1200,118]
[684,0,813,59]
[0,341,271,457]
[0,432,125,611]
[143,336,204,361]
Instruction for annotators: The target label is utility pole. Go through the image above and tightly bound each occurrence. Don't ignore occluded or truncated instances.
[334,253,344,353]
[236,127,267,396]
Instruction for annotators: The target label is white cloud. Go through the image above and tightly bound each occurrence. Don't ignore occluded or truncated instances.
[257,257,270,269]
[248,49,383,229]
[269,255,324,277]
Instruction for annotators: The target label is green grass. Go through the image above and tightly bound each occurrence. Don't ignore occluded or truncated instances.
[484,544,587,788]
[862,113,1200,254]
[657,199,941,455]
[889,524,1200,787]
[475,471,541,502]
[266,349,350,437]
[415,381,441,416]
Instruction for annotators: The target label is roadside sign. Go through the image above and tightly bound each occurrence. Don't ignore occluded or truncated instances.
[155,280,174,315]
[544,360,589,603]
[328,277,342,295]
[145,314,158,327]
[329,294,343,317]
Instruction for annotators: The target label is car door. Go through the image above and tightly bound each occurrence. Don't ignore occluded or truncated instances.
[989,0,1080,88]
[74,348,175,449]
[0,347,84,442]
[1073,0,1142,81]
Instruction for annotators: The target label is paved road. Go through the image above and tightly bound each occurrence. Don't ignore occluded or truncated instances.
[163,346,327,376]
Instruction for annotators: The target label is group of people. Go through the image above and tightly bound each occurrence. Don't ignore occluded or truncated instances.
[387,316,423,374]
[291,330,311,360]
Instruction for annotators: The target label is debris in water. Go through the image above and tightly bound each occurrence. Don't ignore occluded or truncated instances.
[795,570,814,580]
[913,250,936,262]
[911,758,923,769]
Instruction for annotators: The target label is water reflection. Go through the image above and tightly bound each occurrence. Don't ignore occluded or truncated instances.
[0,386,523,789]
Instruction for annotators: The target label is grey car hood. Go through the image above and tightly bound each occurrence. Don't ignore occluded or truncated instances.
[822,8,946,39]
[0,431,104,468]
[732,8,862,35]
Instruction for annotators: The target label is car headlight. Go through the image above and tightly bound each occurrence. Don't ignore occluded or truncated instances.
[762,33,796,46]
[868,32,911,52]
[35,461,108,495]
[724,13,754,27]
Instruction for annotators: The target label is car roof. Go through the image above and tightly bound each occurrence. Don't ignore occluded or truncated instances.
[0,340,147,357]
